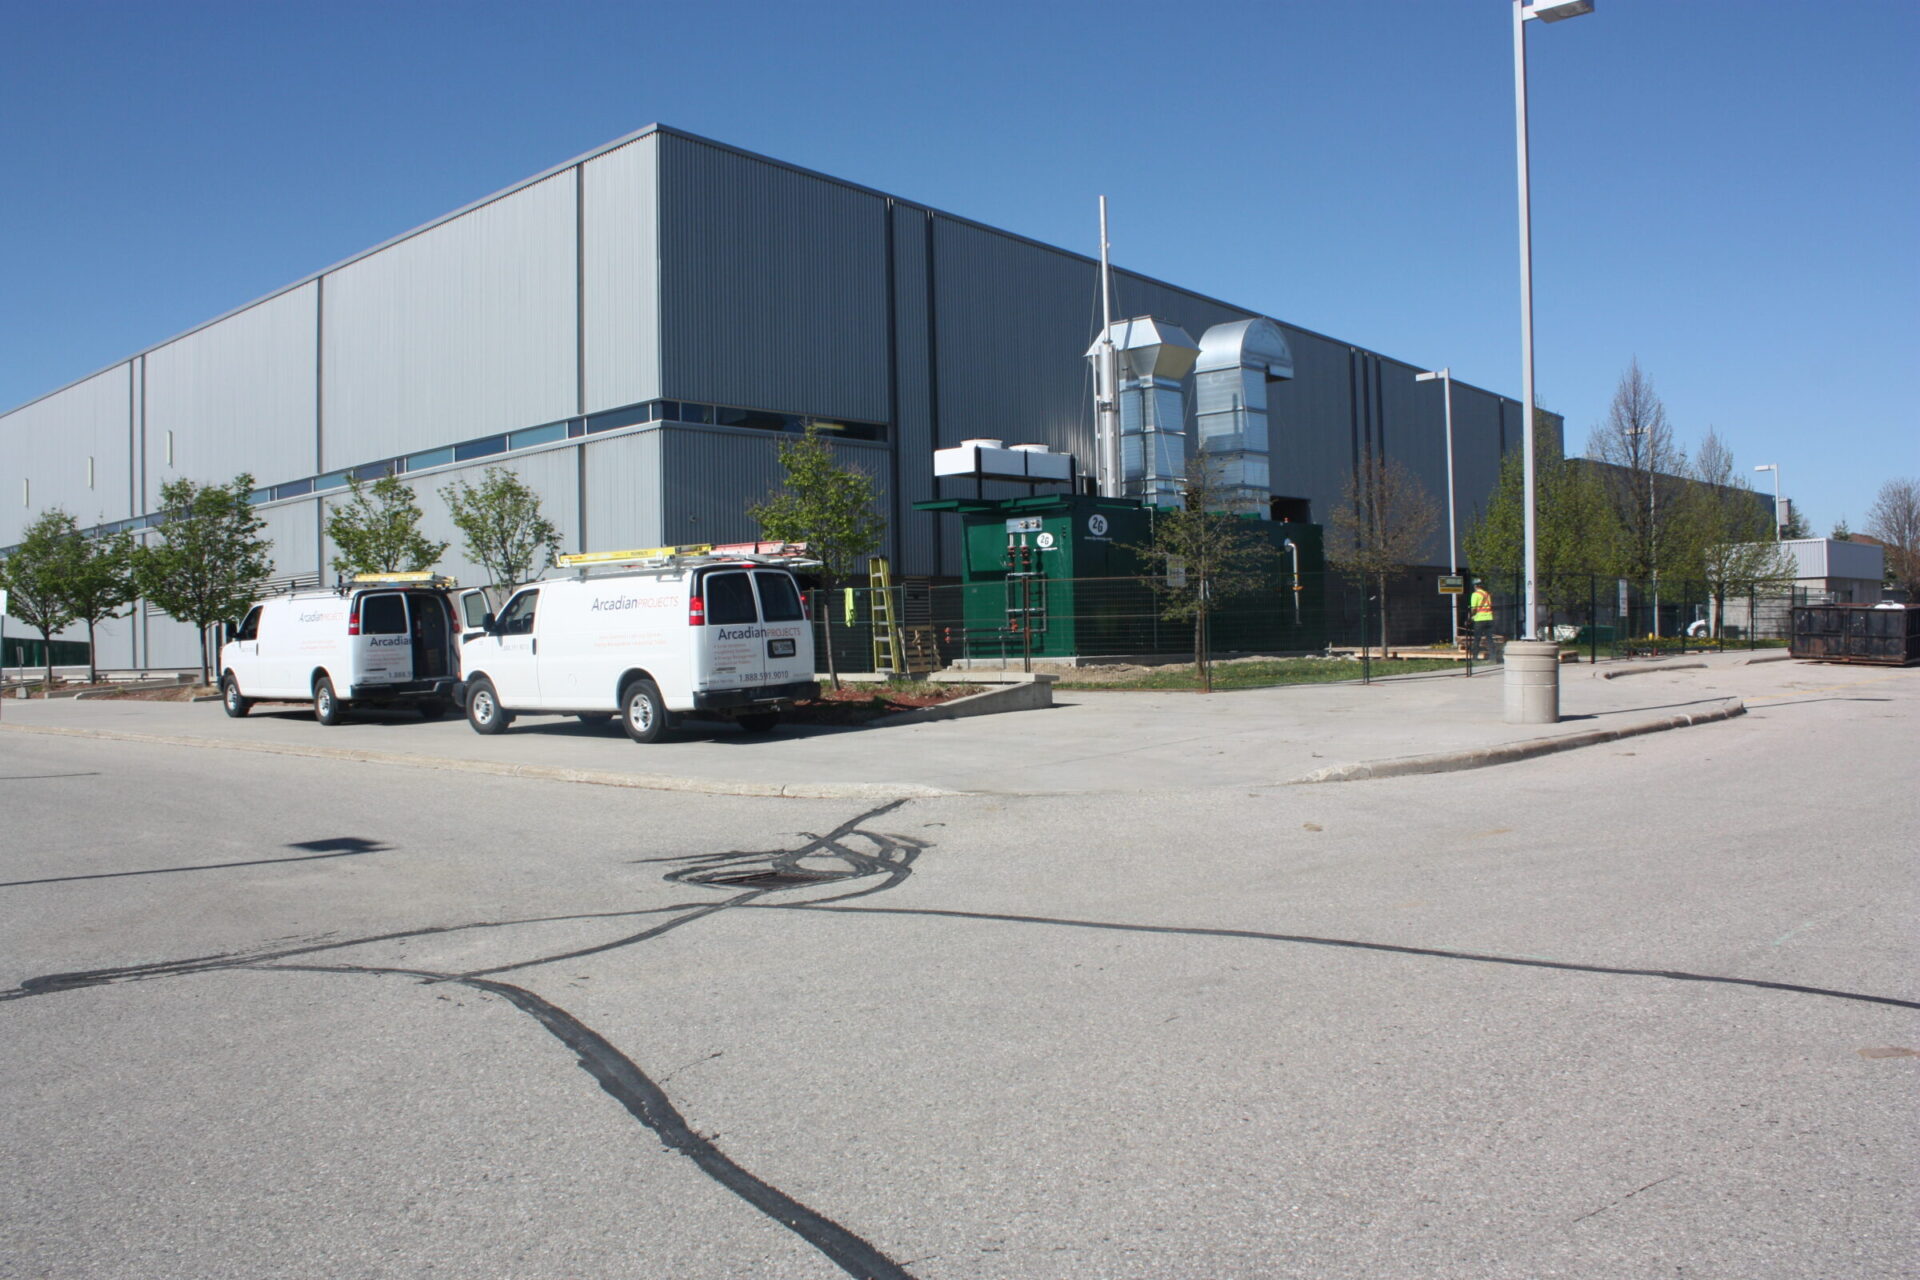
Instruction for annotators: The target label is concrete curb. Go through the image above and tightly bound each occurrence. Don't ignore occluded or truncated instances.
[1286,698,1746,784]
[1597,661,1709,680]
[1742,652,1794,665]
[0,723,953,801]
[872,678,1054,725]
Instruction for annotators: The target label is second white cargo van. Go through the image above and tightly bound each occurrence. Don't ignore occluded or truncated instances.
[456,546,820,742]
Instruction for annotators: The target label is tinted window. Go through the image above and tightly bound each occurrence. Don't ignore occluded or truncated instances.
[703,572,757,625]
[462,592,491,628]
[360,593,407,635]
[498,590,538,635]
[236,606,263,641]
[754,572,805,622]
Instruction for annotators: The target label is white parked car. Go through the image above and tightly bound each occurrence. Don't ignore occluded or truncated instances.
[218,574,462,724]
[455,545,820,742]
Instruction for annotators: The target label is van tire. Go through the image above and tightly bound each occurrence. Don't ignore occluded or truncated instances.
[466,678,511,735]
[620,679,669,744]
[736,712,779,735]
[313,677,344,726]
[221,674,253,719]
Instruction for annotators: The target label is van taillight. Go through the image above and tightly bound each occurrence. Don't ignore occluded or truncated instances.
[688,596,706,626]
[347,606,361,636]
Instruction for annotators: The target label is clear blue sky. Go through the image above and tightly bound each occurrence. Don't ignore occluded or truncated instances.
[3,0,1914,533]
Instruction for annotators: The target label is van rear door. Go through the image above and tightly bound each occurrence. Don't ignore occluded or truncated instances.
[694,568,766,692]
[356,592,413,686]
[753,571,812,687]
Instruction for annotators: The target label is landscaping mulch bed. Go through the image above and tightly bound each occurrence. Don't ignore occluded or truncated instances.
[783,682,971,725]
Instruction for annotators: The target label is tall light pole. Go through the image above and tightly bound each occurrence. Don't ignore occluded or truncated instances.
[1416,368,1459,642]
[1513,0,1592,640]
[1754,464,1781,539]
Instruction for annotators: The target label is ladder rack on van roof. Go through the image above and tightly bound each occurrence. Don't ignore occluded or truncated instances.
[554,542,818,577]
[330,571,460,595]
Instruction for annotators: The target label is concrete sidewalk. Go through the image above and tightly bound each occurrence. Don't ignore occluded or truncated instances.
[0,653,1894,798]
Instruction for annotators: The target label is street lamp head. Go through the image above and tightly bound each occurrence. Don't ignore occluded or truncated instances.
[1415,368,1448,383]
[1524,0,1594,22]
[1754,463,1777,472]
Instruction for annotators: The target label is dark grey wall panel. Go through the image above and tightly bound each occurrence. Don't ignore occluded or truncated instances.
[1267,331,1354,526]
[659,425,890,555]
[658,136,889,422]
[891,203,938,576]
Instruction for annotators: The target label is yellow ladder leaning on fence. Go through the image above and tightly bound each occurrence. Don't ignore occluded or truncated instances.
[868,557,905,675]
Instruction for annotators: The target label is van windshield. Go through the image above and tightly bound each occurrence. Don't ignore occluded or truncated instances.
[753,572,805,622]
[703,572,758,625]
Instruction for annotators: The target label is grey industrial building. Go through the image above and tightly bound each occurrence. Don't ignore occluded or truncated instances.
[2,124,1549,671]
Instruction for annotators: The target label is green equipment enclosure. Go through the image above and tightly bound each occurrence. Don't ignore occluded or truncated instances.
[914,494,1327,661]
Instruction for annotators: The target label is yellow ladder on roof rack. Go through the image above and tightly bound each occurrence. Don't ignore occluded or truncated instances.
[868,557,905,677]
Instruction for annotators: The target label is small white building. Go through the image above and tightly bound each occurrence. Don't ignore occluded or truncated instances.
[1731,538,1886,636]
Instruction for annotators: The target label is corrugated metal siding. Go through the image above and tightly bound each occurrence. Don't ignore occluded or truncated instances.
[583,135,661,414]
[257,498,323,585]
[0,365,135,545]
[658,135,889,422]
[1374,358,1449,563]
[1267,332,1354,525]
[584,430,664,552]
[660,426,890,551]
[145,283,318,504]
[322,171,577,468]
[891,203,938,576]
[1447,382,1512,530]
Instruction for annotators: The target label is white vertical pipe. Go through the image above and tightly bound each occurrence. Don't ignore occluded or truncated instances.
[1514,0,1539,641]
[1097,196,1119,498]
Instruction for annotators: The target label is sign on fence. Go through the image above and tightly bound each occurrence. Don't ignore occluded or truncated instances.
[1438,575,1464,595]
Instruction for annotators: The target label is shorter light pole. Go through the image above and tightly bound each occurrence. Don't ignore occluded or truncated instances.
[1754,464,1781,539]
[1416,368,1458,644]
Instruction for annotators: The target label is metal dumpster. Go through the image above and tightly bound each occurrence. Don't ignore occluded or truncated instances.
[1789,603,1920,666]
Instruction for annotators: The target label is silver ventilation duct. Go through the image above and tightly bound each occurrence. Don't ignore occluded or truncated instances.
[1194,318,1294,518]
[1084,316,1199,506]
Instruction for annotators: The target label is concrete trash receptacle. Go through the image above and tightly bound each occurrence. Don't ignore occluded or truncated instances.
[1503,640,1561,724]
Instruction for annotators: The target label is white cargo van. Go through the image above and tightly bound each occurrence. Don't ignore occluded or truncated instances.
[218,574,462,724]
[455,545,820,742]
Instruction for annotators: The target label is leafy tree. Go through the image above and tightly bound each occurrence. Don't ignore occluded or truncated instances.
[1465,412,1623,630]
[0,510,82,687]
[440,467,560,591]
[1128,451,1277,692]
[748,425,886,689]
[327,474,447,576]
[1326,447,1438,656]
[1865,477,1920,599]
[1778,504,1812,540]
[1673,430,1795,635]
[134,475,273,685]
[1587,359,1688,627]
[65,526,139,684]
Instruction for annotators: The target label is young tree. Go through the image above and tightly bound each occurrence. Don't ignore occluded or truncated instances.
[327,474,447,576]
[0,510,82,687]
[65,526,139,684]
[1128,451,1278,692]
[1674,430,1795,636]
[748,425,886,689]
[1778,504,1812,540]
[1831,518,1853,542]
[440,467,560,590]
[1587,359,1688,624]
[1865,477,1920,599]
[1465,412,1623,629]
[134,475,273,685]
[1326,447,1438,656]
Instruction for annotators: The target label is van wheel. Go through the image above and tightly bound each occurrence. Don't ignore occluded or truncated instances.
[221,674,253,719]
[620,679,669,744]
[466,678,511,735]
[313,677,344,726]
[736,712,779,735]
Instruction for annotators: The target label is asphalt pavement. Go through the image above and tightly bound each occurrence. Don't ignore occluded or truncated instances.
[0,651,1824,797]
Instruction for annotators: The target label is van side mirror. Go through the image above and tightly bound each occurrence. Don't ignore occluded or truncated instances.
[481,612,498,634]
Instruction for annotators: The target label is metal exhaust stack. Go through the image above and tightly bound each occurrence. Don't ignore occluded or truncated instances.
[1194,318,1294,517]
[1084,317,1199,506]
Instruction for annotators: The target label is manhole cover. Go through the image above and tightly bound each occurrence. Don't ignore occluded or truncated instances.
[692,868,845,889]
